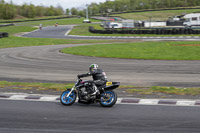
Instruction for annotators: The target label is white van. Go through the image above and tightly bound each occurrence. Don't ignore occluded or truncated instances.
[183,13,200,27]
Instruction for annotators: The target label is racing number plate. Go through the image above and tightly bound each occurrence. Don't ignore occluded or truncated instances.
[106,82,112,86]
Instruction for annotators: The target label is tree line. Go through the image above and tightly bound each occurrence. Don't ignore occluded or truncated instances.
[1,0,200,19]
[69,0,200,16]
[0,0,64,19]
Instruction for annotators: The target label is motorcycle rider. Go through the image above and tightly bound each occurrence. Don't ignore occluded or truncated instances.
[77,64,108,95]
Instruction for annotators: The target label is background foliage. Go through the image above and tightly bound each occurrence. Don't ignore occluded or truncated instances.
[0,0,64,19]
[87,0,200,15]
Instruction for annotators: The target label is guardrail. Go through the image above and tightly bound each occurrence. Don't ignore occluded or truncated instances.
[89,26,200,35]
[0,32,9,38]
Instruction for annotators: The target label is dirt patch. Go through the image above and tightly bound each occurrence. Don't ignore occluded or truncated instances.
[173,44,200,46]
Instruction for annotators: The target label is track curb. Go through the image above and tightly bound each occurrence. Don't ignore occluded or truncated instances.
[0,93,200,107]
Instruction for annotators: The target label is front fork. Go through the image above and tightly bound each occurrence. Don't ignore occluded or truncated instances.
[66,86,76,98]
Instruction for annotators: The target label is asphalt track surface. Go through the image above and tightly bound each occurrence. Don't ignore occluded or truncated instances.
[0,100,200,133]
[22,25,74,39]
[0,44,200,87]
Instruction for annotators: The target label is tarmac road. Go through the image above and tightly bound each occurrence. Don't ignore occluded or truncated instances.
[0,44,199,87]
[22,25,74,38]
[0,100,200,133]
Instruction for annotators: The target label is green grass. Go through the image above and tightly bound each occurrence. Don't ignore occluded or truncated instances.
[0,36,121,49]
[61,41,200,60]
[112,8,200,21]
[0,81,74,91]
[127,86,200,96]
[0,26,37,35]
[69,24,100,35]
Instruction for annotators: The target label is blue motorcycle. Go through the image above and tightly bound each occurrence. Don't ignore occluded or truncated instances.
[60,78,119,107]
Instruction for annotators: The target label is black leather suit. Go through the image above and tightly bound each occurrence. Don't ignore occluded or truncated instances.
[78,68,107,87]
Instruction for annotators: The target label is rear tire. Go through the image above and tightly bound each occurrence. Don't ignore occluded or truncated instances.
[60,90,77,106]
[100,90,117,107]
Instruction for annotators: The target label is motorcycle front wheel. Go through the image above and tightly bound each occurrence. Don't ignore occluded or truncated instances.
[100,90,117,107]
[60,89,77,106]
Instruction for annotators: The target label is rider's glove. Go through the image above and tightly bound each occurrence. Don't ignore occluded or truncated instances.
[77,75,81,78]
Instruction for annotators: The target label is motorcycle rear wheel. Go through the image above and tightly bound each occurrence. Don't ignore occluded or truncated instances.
[100,90,117,107]
[60,89,77,106]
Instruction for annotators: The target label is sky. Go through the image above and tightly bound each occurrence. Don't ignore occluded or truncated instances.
[4,0,107,9]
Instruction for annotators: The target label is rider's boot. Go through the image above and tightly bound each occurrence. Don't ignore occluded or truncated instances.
[91,85,99,96]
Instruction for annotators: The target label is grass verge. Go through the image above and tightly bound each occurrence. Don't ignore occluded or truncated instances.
[127,86,200,96]
[0,81,74,91]
[61,41,200,60]
[0,81,135,92]
[0,36,121,49]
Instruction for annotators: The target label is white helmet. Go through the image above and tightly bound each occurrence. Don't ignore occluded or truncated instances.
[89,64,98,71]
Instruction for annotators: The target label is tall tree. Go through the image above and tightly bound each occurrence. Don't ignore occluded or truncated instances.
[0,0,5,18]
[70,8,78,15]
[27,4,36,18]
[2,1,16,19]
[129,0,136,10]
[66,8,70,15]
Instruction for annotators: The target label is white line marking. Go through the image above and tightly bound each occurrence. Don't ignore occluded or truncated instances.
[139,99,159,105]
[176,100,196,106]
[39,96,58,101]
[116,98,123,104]
[9,95,26,100]
[64,30,72,36]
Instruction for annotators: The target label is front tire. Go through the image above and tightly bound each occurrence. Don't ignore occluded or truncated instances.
[100,90,117,107]
[60,90,77,106]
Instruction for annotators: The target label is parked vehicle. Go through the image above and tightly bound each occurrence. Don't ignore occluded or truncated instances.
[83,19,91,23]
[109,22,122,28]
[60,78,119,107]
[183,13,200,27]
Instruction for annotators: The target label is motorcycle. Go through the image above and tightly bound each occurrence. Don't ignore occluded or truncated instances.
[60,78,120,107]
